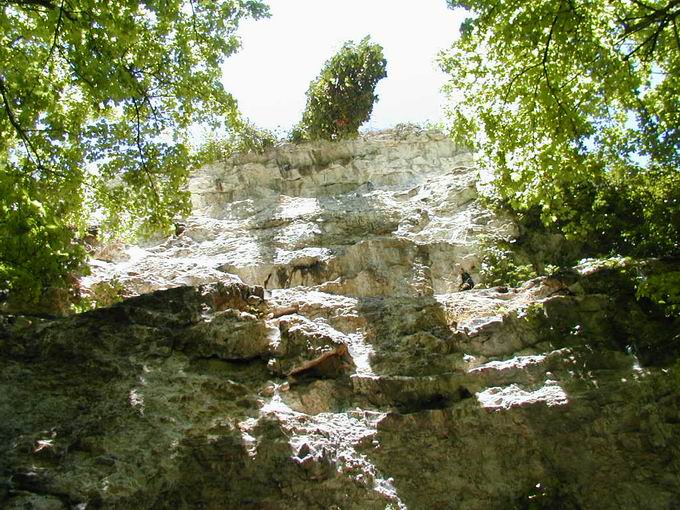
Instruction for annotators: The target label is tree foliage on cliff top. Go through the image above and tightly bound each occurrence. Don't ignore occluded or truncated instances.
[440,0,680,258]
[293,37,387,142]
[0,0,269,304]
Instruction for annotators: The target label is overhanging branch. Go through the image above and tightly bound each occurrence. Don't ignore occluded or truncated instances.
[1,0,76,20]
[131,99,161,205]
[43,0,66,70]
[541,12,579,135]
[0,76,43,170]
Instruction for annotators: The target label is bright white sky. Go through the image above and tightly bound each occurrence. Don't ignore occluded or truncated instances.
[221,0,467,133]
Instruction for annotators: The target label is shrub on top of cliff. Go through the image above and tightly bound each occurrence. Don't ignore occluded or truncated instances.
[391,121,446,140]
[292,37,387,142]
[392,122,426,140]
[195,121,279,165]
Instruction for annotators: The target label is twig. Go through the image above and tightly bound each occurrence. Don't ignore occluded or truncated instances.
[3,0,56,10]
[624,0,680,36]
[503,62,542,104]
[189,0,200,38]
[625,19,669,59]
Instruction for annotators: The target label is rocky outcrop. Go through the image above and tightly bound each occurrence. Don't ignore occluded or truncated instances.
[3,131,680,509]
[82,130,514,298]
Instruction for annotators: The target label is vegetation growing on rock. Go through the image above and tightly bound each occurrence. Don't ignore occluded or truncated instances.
[195,120,280,165]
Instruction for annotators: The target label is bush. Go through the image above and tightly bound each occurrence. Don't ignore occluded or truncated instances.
[74,278,127,312]
[479,239,540,288]
[478,230,565,288]
[194,121,279,165]
[636,271,680,319]
[293,37,387,142]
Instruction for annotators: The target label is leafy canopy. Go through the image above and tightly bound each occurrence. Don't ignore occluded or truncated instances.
[293,36,387,142]
[0,0,268,304]
[440,0,680,257]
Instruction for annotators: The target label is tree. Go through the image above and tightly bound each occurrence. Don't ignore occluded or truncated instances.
[440,0,680,257]
[293,36,387,142]
[0,0,269,305]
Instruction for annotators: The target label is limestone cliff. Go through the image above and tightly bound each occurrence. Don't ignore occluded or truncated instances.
[2,130,679,509]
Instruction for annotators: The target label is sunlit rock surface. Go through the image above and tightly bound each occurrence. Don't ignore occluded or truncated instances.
[2,130,680,509]
[83,130,514,298]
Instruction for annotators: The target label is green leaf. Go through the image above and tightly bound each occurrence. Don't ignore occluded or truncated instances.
[0,0,270,308]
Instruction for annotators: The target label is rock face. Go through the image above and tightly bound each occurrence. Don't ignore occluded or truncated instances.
[83,130,514,298]
[2,130,680,509]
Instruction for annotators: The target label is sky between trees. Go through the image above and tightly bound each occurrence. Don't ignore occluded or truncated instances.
[221,0,467,131]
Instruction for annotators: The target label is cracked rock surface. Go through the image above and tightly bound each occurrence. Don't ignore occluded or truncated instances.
[2,131,680,509]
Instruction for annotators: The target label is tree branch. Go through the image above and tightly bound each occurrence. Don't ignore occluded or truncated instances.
[189,0,201,38]
[541,13,578,134]
[131,99,161,205]
[56,44,98,91]
[42,0,66,70]
[1,0,75,20]
[2,0,55,9]
[503,61,542,104]
[625,17,670,59]
[621,0,680,43]
[0,76,43,170]
[630,0,659,12]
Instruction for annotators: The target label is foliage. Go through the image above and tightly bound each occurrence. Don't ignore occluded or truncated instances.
[510,479,578,510]
[195,120,279,165]
[637,271,680,317]
[293,37,387,142]
[478,236,559,288]
[74,278,127,312]
[391,121,447,139]
[0,174,86,302]
[479,241,539,288]
[0,0,268,304]
[440,0,680,257]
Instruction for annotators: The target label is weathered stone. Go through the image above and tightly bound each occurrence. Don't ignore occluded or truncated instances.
[81,131,515,300]
[181,309,270,360]
[2,132,680,509]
